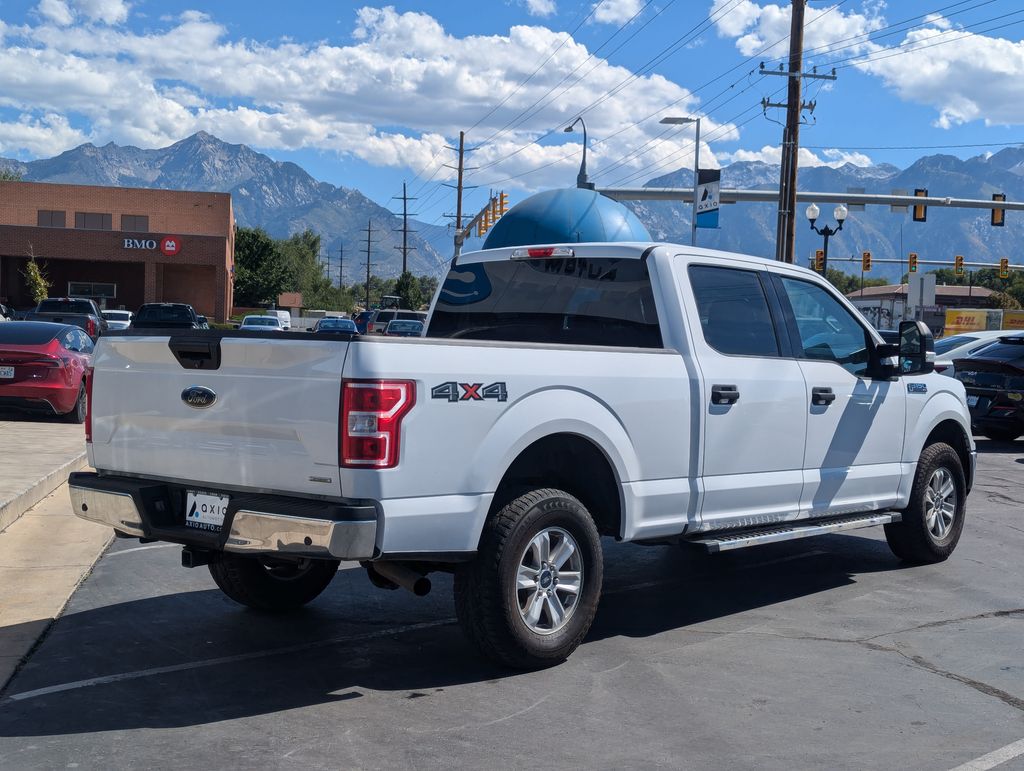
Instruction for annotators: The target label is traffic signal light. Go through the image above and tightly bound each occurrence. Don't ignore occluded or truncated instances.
[499,192,509,216]
[490,196,499,220]
[1000,257,1010,279]
[814,249,824,272]
[955,254,964,276]
[992,193,1006,227]
[908,252,918,273]
[913,188,928,222]
[480,207,491,235]
[861,251,871,272]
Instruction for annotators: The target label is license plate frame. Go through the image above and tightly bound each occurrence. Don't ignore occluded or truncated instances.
[184,490,230,532]
[967,395,979,408]
[0,366,13,379]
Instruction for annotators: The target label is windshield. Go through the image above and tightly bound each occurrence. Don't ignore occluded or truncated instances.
[428,257,662,348]
[319,319,356,331]
[136,305,194,323]
[37,299,94,314]
[243,317,280,326]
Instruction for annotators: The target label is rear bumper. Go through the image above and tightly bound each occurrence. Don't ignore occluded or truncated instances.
[69,472,378,560]
[0,382,77,414]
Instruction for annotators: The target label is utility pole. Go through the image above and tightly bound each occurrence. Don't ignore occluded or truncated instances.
[361,220,376,311]
[338,242,344,287]
[760,1,835,263]
[444,131,478,257]
[777,0,805,263]
[391,181,418,273]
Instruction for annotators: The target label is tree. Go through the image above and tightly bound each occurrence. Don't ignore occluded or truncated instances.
[233,227,289,307]
[395,271,423,309]
[824,269,888,297]
[985,291,1022,310]
[22,256,50,305]
[418,274,439,302]
[0,168,23,182]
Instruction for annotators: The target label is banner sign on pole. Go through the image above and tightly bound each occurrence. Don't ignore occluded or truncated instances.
[695,168,720,229]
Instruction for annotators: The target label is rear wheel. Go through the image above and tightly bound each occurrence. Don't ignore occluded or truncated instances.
[454,488,603,669]
[208,553,339,612]
[885,442,966,564]
[62,385,86,424]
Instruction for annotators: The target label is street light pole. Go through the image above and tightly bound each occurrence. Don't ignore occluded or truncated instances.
[564,117,595,190]
[806,202,848,276]
[660,116,701,246]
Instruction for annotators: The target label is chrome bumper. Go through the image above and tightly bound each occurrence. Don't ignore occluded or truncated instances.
[69,482,377,561]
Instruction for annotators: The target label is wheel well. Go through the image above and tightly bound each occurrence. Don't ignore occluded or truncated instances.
[492,434,622,538]
[925,419,973,492]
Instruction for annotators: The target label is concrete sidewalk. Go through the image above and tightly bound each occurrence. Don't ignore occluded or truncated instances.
[0,483,112,691]
[0,418,88,533]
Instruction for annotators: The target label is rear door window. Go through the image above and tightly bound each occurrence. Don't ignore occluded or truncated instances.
[688,265,781,357]
[428,257,662,348]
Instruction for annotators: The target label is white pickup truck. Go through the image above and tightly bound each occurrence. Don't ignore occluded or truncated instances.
[71,242,975,668]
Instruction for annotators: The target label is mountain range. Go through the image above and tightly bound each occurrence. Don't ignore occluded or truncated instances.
[4,132,1023,282]
[0,132,449,279]
[629,148,1024,280]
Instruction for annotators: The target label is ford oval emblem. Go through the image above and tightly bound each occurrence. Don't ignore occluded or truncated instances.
[182,385,217,409]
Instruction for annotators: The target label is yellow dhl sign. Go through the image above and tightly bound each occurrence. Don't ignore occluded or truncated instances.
[943,310,990,335]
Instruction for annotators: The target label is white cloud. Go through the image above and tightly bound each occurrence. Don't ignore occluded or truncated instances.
[592,0,644,26]
[37,0,73,26]
[0,5,732,191]
[712,1,884,59]
[0,112,88,156]
[712,2,1024,131]
[72,0,130,25]
[721,144,873,168]
[524,0,556,18]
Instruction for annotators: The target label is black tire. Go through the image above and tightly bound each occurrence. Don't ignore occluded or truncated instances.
[62,384,86,424]
[454,488,603,669]
[982,428,1020,442]
[208,553,339,612]
[885,442,966,564]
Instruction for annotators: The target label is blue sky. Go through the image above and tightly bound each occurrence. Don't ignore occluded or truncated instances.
[0,0,1022,226]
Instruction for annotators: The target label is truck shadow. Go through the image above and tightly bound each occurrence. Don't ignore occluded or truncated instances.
[0,535,901,737]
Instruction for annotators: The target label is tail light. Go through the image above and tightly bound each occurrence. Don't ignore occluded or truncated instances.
[340,380,415,468]
[85,318,97,337]
[85,367,94,442]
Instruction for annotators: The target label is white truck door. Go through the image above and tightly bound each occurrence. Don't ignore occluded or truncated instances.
[681,262,808,531]
[771,274,907,515]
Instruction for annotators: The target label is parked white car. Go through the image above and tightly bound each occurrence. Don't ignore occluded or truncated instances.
[101,310,134,331]
[265,309,292,329]
[933,330,1008,376]
[71,241,974,669]
[238,315,284,331]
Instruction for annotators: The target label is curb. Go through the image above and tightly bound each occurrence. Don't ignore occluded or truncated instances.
[0,453,88,534]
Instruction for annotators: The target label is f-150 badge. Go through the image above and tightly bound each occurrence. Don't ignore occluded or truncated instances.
[432,381,508,402]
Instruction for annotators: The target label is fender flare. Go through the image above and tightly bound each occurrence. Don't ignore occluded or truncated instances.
[904,392,971,463]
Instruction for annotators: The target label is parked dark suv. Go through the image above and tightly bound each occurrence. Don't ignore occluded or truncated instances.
[955,333,1024,441]
[131,303,201,329]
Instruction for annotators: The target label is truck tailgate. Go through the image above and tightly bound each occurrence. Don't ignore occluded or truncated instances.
[89,333,351,497]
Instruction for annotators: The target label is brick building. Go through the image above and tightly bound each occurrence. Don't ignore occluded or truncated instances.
[0,181,234,321]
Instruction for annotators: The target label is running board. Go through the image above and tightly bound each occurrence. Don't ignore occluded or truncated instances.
[686,513,902,553]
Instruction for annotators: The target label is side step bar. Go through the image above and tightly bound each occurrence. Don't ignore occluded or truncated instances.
[686,513,902,553]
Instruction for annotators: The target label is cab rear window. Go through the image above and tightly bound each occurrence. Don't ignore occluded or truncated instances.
[428,257,662,348]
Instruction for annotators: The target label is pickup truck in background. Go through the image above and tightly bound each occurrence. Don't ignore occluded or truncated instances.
[26,298,108,338]
[130,303,202,329]
[70,242,974,668]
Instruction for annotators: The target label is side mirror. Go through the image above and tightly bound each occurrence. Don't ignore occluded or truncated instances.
[899,320,934,375]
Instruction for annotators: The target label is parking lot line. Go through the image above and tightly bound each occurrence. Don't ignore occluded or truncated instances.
[949,737,1024,771]
[4,618,457,703]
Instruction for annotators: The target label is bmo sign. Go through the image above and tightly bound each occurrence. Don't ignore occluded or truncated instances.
[123,236,182,257]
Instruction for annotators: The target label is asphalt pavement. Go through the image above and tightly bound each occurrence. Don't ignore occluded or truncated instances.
[0,441,1022,770]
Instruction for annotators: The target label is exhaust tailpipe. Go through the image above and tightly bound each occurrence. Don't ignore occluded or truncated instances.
[371,562,431,596]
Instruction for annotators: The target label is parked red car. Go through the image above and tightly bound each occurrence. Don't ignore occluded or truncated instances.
[0,322,93,422]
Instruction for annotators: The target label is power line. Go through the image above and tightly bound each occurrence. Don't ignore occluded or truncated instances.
[804,140,1024,151]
